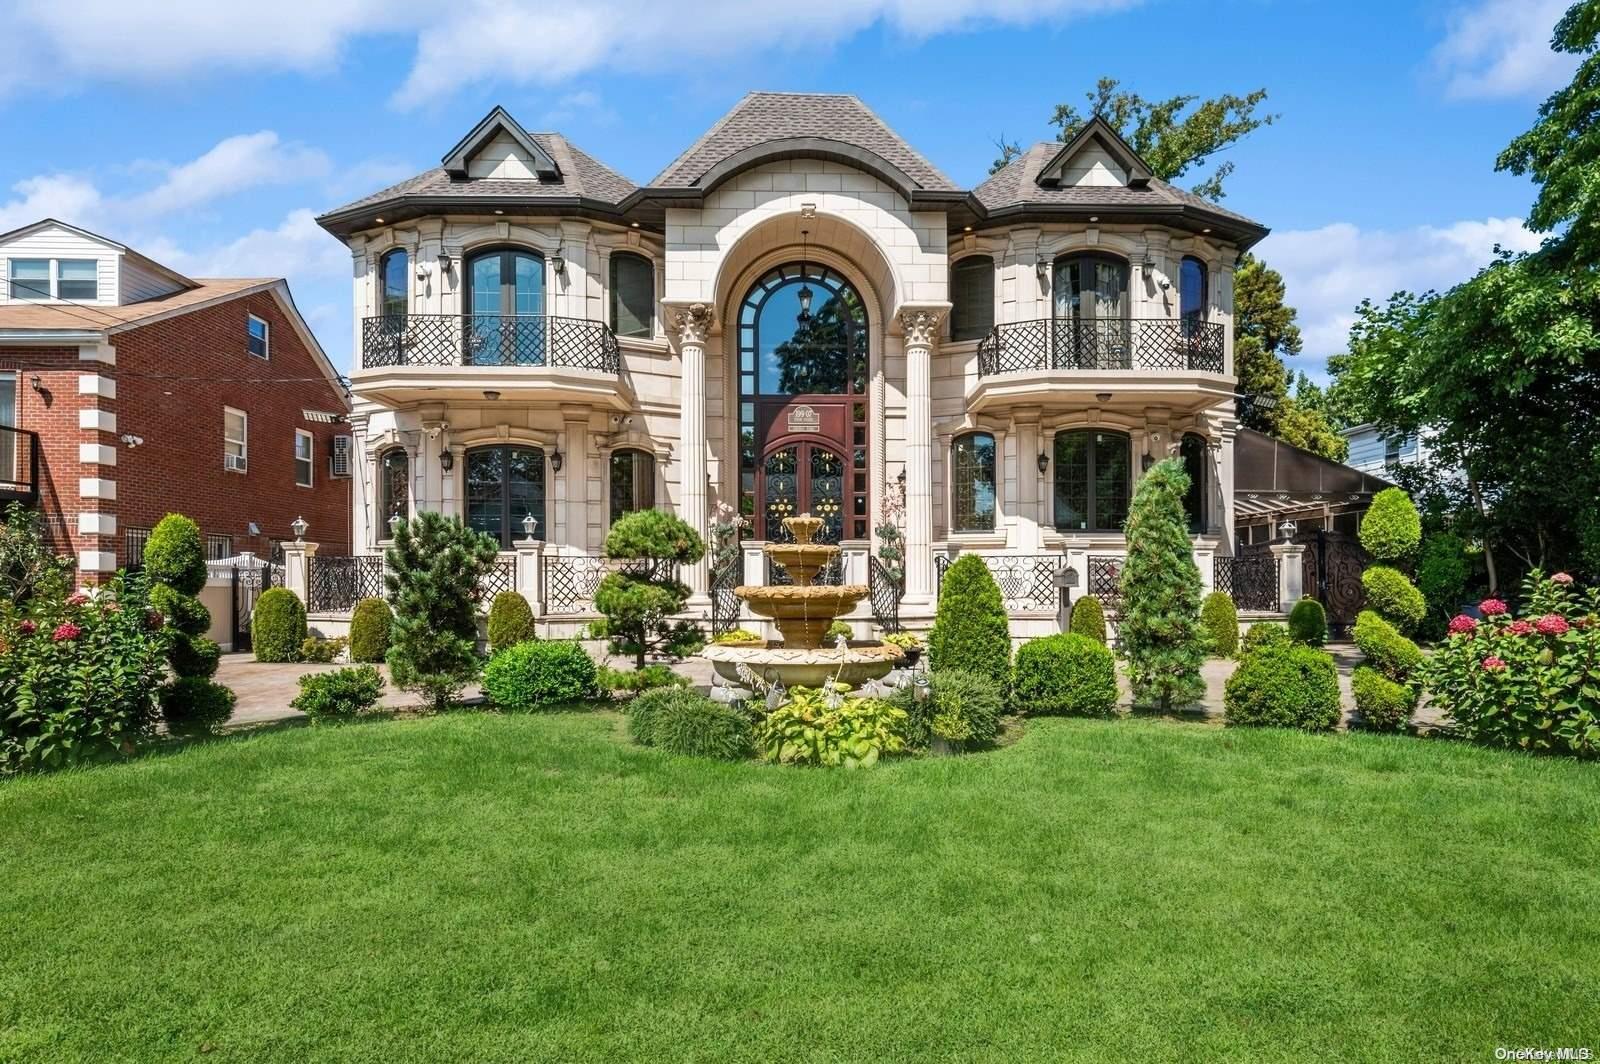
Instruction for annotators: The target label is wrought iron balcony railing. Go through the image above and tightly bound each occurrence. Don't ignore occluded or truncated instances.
[361,313,621,372]
[976,317,1225,376]
[0,425,41,505]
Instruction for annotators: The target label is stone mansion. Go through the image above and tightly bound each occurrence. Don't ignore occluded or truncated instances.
[314,92,1279,635]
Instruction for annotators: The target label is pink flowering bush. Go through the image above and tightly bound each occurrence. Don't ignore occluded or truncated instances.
[0,573,170,773]
[1423,570,1600,759]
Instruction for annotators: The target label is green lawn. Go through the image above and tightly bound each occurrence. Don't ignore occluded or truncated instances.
[2,713,1596,1062]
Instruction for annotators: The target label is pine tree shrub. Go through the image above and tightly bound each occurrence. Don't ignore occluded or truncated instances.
[1361,566,1427,634]
[1012,634,1119,717]
[1120,458,1206,711]
[1224,643,1341,731]
[1351,665,1417,732]
[1069,595,1107,644]
[348,597,392,664]
[252,588,307,664]
[1360,487,1423,563]
[384,513,500,711]
[595,511,706,667]
[144,514,207,597]
[481,640,598,711]
[1288,597,1327,645]
[487,591,537,652]
[1241,621,1292,655]
[928,555,1011,689]
[1200,591,1240,657]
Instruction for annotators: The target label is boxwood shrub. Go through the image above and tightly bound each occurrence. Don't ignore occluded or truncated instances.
[348,597,392,663]
[928,555,1011,688]
[1012,633,1119,717]
[291,665,385,725]
[890,668,1005,749]
[1353,609,1424,681]
[252,588,306,663]
[1241,621,1292,655]
[1360,487,1422,563]
[1361,565,1427,634]
[1200,591,1239,657]
[487,591,537,652]
[481,640,597,711]
[1223,643,1341,731]
[1069,595,1107,644]
[159,677,237,737]
[1288,597,1327,646]
[628,688,751,760]
[1351,664,1417,732]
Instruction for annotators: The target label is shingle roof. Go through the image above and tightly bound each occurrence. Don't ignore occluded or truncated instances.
[651,92,957,191]
[973,141,1264,229]
[0,278,273,331]
[323,131,637,217]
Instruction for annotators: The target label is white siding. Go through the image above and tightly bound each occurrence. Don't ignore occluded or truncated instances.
[119,257,185,303]
[1344,426,1419,476]
[0,222,117,305]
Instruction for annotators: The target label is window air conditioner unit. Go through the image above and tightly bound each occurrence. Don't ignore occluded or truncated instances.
[225,454,248,473]
[329,435,352,478]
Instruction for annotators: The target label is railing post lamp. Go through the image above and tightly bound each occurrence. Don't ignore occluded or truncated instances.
[291,515,309,543]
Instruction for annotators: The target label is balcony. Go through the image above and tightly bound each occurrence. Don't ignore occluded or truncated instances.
[352,314,630,409]
[0,426,40,507]
[968,317,1231,415]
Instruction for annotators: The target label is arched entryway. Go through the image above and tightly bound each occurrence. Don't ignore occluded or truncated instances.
[737,262,869,544]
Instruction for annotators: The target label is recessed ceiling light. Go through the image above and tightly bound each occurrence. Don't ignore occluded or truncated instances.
[1089,216,1098,222]
[494,209,505,215]
[630,221,640,228]
[1202,228,1211,233]
[963,225,972,232]
[373,216,384,224]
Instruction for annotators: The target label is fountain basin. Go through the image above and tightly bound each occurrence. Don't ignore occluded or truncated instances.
[702,641,900,688]
[735,583,869,650]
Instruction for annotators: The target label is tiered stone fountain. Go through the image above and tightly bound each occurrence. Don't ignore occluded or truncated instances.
[701,514,899,688]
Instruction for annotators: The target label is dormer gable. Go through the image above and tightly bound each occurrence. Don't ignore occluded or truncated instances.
[441,106,562,182]
[0,218,196,307]
[1035,115,1153,190]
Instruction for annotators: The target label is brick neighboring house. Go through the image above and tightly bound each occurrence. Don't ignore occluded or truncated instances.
[0,218,351,578]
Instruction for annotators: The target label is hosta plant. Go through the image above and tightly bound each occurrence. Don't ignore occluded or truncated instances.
[756,685,907,768]
[1423,571,1600,758]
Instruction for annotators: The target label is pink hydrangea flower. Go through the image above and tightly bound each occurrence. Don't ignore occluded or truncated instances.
[18,619,37,635]
[1551,572,1574,585]
[1506,620,1536,636]
[52,622,82,642]
[1481,656,1507,672]
[65,591,90,607]
[1479,598,1508,617]
[1448,615,1478,635]
[1535,614,1570,636]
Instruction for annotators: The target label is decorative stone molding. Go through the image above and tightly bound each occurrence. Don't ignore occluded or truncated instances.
[896,305,947,348]
[667,302,715,346]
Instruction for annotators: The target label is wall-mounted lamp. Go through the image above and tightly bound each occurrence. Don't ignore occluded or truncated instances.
[1208,437,1224,456]
[1035,258,1050,281]
[897,467,907,488]
[521,513,539,541]
[1036,451,1049,474]
[1140,258,1156,281]
[440,449,454,472]
[550,448,564,473]
[551,249,566,276]
[291,515,309,543]
[1141,454,1155,473]
[436,251,452,272]
[29,374,42,392]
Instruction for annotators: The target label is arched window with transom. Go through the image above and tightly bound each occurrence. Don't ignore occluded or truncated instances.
[1053,429,1131,532]
[951,432,997,533]
[465,445,546,547]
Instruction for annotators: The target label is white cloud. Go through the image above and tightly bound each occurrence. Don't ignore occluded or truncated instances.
[132,133,331,216]
[1257,216,1543,376]
[0,174,105,233]
[1433,0,1579,99]
[148,208,349,281]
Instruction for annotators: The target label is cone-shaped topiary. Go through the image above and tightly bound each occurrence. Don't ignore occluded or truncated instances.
[252,587,306,663]
[1200,591,1239,657]
[1120,458,1205,711]
[347,597,392,664]
[1069,595,1107,644]
[384,512,500,711]
[1360,487,1422,563]
[928,554,1011,689]
[595,510,705,668]
[487,591,537,652]
[1354,489,1424,731]
[1288,597,1327,645]
[148,513,232,732]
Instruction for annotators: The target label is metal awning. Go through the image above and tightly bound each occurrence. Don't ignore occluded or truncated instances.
[1234,427,1393,522]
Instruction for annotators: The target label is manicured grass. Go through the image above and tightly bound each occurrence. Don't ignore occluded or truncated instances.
[2,713,1597,1061]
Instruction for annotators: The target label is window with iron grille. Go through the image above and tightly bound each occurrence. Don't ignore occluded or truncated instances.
[205,534,233,561]
[123,526,152,569]
[948,255,994,341]
[951,432,996,532]
[380,447,409,533]
[610,252,654,338]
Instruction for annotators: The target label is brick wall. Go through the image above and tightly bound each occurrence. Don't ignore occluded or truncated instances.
[0,346,90,553]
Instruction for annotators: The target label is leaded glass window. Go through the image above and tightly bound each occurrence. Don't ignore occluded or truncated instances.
[952,432,996,533]
[380,448,409,530]
[1181,433,1207,533]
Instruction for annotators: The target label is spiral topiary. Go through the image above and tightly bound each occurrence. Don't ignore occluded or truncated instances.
[147,513,232,733]
[1353,489,1424,731]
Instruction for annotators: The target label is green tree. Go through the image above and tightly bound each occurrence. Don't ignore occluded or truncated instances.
[927,555,1011,689]
[383,512,499,711]
[1120,458,1206,711]
[1273,375,1350,463]
[593,510,705,668]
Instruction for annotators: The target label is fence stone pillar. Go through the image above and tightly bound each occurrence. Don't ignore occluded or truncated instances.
[516,538,544,616]
[1192,539,1217,595]
[1269,541,1306,613]
[281,541,319,610]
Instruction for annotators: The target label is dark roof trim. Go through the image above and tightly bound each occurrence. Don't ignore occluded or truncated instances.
[973,202,1269,251]
[692,137,921,199]
[441,106,561,180]
[1036,116,1153,189]
[317,195,638,239]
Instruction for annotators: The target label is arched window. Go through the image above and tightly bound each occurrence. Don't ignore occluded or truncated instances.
[1180,433,1208,533]
[379,448,409,532]
[465,445,546,547]
[949,255,994,341]
[1053,429,1131,532]
[1180,256,1207,322]
[610,252,654,338]
[380,250,409,320]
[465,248,545,366]
[951,432,997,533]
[609,448,656,523]
[1052,253,1130,368]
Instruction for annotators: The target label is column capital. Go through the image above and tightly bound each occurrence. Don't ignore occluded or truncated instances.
[894,303,950,347]
[663,301,715,346]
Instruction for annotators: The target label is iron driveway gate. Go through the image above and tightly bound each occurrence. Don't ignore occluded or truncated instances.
[231,559,279,653]
[1297,528,1369,634]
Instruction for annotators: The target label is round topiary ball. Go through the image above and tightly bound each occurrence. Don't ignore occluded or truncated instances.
[1223,643,1341,731]
[1012,633,1119,717]
[1069,595,1107,644]
[1359,488,1422,563]
[145,514,208,597]
[1288,597,1327,646]
[487,591,537,652]
[1200,591,1240,657]
[348,597,393,664]
[252,587,307,663]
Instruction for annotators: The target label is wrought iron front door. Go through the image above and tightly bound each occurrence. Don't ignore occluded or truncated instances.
[757,442,846,543]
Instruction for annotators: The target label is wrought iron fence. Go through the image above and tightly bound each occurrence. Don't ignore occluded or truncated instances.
[709,553,743,638]
[541,556,675,615]
[935,552,1068,613]
[868,555,903,633]
[478,556,517,604]
[976,317,1225,376]
[361,313,621,372]
[307,554,386,613]
[1086,555,1124,610]
[1214,554,1279,612]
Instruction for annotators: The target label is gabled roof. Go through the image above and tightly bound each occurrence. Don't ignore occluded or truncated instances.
[651,92,958,193]
[440,105,561,180]
[0,217,198,290]
[1034,115,1152,188]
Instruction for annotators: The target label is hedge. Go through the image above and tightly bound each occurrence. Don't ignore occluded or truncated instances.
[1200,591,1239,657]
[348,597,393,663]
[1012,633,1119,717]
[890,668,1006,749]
[1223,643,1341,731]
[1241,621,1292,655]
[1069,595,1107,644]
[487,591,537,652]
[252,588,306,663]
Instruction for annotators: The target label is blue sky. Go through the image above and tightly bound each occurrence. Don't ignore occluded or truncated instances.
[0,0,1574,381]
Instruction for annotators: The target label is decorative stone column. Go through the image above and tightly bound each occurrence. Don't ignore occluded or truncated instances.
[281,539,319,610]
[516,536,545,617]
[898,304,948,606]
[667,302,714,604]
[1269,540,1307,613]
[560,405,589,554]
